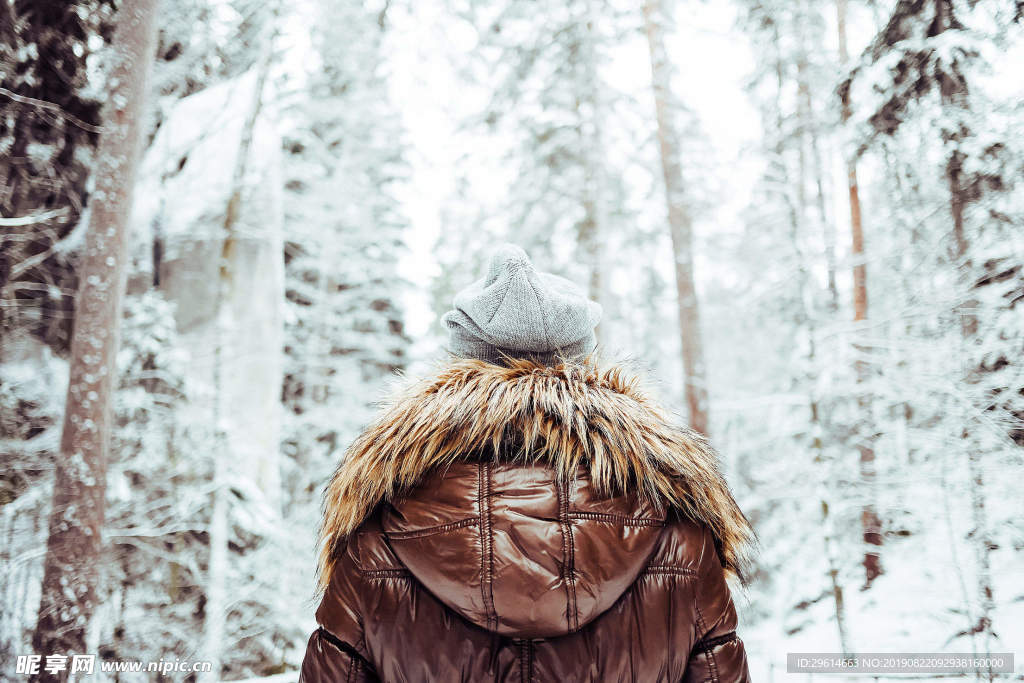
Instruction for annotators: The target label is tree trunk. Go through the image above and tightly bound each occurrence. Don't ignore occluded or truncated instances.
[947,120,995,676]
[931,0,995,663]
[200,470,229,683]
[30,0,159,675]
[818,488,853,653]
[576,0,606,346]
[795,1,839,312]
[780,17,853,650]
[837,0,883,587]
[0,0,104,353]
[790,9,852,646]
[199,37,275,683]
[642,0,709,435]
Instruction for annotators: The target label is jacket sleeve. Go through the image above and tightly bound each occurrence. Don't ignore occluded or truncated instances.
[300,627,378,683]
[299,541,379,683]
[683,526,751,683]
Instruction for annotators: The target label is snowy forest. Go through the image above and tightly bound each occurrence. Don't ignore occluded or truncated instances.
[1,0,1022,680]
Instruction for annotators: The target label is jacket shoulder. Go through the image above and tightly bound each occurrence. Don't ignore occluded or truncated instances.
[314,508,404,655]
[346,506,404,574]
[645,515,716,575]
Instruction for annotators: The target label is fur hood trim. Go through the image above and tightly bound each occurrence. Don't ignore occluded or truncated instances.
[317,355,755,593]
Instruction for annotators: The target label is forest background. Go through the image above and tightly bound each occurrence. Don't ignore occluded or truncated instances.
[1,0,1022,680]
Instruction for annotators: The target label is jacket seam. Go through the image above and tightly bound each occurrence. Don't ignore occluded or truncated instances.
[642,565,697,577]
[362,568,412,580]
[347,654,358,683]
[695,631,739,652]
[568,511,666,526]
[568,507,578,632]
[693,527,721,682]
[556,477,579,632]
[514,638,534,683]
[317,626,368,669]
[478,461,498,631]
[487,463,497,631]
[693,599,720,682]
[348,534,364,573]
[385,516,479,540]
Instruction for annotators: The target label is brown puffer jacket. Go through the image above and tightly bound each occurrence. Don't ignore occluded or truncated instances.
[300,358,755,683]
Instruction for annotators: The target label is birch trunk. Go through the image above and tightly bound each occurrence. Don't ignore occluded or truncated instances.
[30,0,159,674]
[642,0,709,435]
[795,1,839,312]
[199,40,274,683]
[576,0,606,346]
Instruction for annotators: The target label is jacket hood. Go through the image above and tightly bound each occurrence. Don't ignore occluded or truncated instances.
[317,356,755,623]
[381,461,669,637]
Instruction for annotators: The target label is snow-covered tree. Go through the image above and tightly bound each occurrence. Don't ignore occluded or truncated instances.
[0,0,114,352]
[642,0,712,435]
[434,1,639,325]
[842,0,1024,657]
[280,0,411,435]
[31,0,160,670]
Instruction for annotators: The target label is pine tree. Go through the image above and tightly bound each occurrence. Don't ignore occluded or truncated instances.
[844,0,1023,663]
[839,0,1024,655]
[280,0,411,430]
[642,0,711,436]
[836,0,884,589]
[732,0,860,650]
[445,0,631,312]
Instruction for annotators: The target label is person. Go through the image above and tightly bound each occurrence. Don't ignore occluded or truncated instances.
[299,243,755,682]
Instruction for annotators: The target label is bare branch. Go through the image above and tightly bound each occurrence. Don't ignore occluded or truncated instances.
[0,208,69,227]
[0,86,104,134]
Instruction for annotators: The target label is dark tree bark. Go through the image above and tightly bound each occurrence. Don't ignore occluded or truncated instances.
[856,0,998,648]
[937,25,996,669]
[31,1,160,676]
[0,1,111,353]
[642,0,710,435]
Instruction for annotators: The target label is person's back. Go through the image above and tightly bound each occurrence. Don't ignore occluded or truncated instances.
[300,245,755,682]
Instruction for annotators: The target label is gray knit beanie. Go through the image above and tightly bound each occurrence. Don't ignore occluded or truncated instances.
[442,243,602,366]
